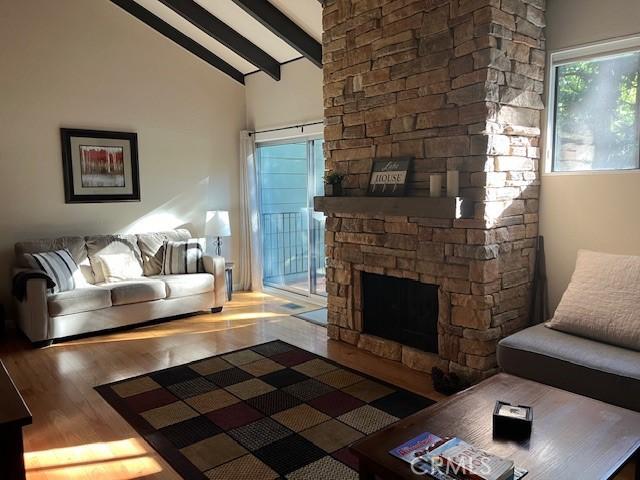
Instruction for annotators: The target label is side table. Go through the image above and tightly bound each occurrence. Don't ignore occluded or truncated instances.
[225,262,234,301]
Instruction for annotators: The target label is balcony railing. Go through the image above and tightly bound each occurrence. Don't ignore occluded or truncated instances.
[261,211,324,280]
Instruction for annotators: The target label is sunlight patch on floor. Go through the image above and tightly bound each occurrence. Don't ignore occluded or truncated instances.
[53,317,287,347]
[215,311,284,321]
[25,438,162,479]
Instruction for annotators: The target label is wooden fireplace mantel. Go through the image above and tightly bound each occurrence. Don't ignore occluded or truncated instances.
[313,196,474,219]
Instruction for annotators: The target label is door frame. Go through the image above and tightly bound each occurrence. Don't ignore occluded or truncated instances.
[256,135,326,302]
[307,138,326,301]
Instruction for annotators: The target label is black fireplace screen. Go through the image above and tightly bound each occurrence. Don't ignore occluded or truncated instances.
[362,272,439,354]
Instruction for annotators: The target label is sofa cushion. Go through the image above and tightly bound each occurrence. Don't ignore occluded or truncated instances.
[15,236,93,284]
[85,234,143,284]
[97,253,144,283]
[152,273,214,299]
[48,286,112,317]
[137,229,191,276]
[547,249,640,351]
[98,278,167,306]
[497,323,640,411]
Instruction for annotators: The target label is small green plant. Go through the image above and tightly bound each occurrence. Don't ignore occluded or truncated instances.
[324,171,345,185]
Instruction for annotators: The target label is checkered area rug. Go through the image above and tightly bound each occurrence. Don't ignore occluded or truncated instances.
[96,340,435,479]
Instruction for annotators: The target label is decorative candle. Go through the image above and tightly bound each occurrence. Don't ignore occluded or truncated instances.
[447,170,460,197]
[430,174,443,198]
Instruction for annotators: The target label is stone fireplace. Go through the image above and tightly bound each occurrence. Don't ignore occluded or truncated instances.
[317,0,546,380]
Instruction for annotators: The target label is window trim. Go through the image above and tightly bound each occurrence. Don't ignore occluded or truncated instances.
[544,34,640,176]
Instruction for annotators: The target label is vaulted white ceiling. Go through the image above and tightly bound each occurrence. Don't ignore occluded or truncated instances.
[125,0,322,80]
[268,0,323,43]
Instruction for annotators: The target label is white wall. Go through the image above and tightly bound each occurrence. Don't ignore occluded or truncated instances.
[0,0,246,305]
[245,59,323,130]
[541,0,640,311]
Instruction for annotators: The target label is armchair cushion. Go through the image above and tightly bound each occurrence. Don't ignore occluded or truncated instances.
[498,323,640,411]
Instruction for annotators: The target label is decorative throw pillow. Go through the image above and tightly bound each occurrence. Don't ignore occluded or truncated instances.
[24,249,78,293]
[97,253,144,283]
[547,249,640,351]
[136,229,191,276]
[85,234,143,284]
[162,239,205,274]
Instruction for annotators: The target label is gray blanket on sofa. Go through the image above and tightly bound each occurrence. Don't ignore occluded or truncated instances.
[12,270,55,301]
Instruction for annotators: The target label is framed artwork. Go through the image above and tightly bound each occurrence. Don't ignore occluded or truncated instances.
[368,157,412,196]
[60,128,140,203]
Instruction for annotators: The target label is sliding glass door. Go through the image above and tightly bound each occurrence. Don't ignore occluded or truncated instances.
[257,138,325,297]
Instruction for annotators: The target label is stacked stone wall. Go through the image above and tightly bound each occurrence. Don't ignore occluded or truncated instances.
[322,0,545,379]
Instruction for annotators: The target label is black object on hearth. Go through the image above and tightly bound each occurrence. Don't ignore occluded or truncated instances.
[431,367,470,396]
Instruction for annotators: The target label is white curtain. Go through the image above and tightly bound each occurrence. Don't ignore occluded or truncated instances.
[238,131,263,291]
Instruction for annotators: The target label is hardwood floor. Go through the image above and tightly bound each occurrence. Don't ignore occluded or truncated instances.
[1,291,635,480]
[0,292,445,480]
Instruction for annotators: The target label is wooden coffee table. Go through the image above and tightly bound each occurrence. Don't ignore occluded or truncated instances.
[351,373,640,480]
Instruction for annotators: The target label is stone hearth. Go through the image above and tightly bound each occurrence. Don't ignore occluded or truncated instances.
[320,0,545,380]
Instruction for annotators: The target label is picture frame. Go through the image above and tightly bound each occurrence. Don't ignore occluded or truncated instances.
[60,128,140,203]
[367,157,412,196]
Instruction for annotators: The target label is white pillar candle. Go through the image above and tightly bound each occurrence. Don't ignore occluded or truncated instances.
[430,174,443,198]
[447,170,460,197]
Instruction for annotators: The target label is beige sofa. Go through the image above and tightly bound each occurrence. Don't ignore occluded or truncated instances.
[13,229,226,346]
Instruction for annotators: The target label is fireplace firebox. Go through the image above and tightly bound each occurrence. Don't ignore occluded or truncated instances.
[362,272,439,354]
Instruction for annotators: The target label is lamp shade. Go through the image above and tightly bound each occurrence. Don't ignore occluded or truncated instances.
[205,210,231,237]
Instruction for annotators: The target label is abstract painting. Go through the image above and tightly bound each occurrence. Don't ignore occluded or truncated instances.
[79,145,125,187]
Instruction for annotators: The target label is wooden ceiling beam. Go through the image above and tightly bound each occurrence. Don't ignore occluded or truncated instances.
[230,0,322,68]
[110,0,245,84]
[158,0,281,81]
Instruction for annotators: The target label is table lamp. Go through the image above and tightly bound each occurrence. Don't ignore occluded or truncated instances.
[205,210,231,256]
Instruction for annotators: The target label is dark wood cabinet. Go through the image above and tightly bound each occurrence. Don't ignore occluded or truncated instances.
[0,359,32,480]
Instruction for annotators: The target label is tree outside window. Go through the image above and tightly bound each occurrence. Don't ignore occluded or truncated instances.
[553,51,640,172]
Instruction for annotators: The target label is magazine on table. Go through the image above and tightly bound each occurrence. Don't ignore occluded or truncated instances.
[389,432,528,480]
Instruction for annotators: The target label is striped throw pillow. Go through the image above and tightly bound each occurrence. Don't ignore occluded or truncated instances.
[25,249,78,293]
[162,239,205,275]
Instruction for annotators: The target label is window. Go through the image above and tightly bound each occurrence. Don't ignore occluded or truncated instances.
[550,41,640,172]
